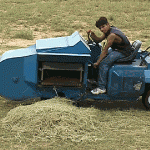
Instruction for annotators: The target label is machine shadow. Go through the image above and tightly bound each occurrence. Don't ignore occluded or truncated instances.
[2,96,147,111]
[73,97,147,111]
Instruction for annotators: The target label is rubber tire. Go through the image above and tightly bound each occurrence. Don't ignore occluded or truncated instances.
[142,89,150,110]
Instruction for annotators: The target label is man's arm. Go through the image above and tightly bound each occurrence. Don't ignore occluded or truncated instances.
[87,30,106,43]
[94,33,116,66]
[90,32,106,43]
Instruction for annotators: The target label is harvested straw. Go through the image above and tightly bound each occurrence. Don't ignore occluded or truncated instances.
[1,97,101,142]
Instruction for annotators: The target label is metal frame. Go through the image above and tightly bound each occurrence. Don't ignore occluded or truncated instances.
[41,62,83,85]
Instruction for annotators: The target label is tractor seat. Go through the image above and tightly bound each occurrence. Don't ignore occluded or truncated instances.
[116,40,142,62]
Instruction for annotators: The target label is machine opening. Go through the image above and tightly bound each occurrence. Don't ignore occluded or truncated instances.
[39,62,83,87]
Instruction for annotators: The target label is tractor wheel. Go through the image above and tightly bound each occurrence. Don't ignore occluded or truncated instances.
[142,89,150,110]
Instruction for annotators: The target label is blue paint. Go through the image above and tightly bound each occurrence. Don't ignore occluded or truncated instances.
[107,64,145,97]
[0,31,150,102]
[144,70,150,83]
[36,31,91,55]
[0,57,38,100]
[0,44,37,62]
[24,55,38,84]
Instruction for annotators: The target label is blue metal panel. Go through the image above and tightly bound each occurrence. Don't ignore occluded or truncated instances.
[36,31,85,50]
[36,31,91,56]
[108,65,145,97]
[24,54,38,84]
[144,70,150,83]
[0,44,37,62]
[37,41,91,55]
[0,57,39,100]
[68,41,91,54]
[36,37,68,50]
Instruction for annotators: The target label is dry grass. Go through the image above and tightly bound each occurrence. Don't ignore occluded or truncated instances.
[1,0,150,149]
[1,97,150,149]
[0,0,150,52]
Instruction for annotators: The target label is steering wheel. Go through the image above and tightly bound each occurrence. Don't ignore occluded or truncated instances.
[87,31,101,47]
[87,32,95,44]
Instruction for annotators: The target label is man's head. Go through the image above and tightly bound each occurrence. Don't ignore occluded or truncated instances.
[95,17,110,34]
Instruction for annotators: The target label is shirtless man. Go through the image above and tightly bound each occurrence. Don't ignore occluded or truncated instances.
[88,17,133,94]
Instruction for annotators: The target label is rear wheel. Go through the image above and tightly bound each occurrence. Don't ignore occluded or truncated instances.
[142,87,150,110]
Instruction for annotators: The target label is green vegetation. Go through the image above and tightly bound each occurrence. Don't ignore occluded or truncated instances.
[0,0,150,48]
[13,29,33,40]
[1,0,150,149]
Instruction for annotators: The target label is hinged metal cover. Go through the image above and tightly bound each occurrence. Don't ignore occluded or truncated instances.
[36,31,91,56]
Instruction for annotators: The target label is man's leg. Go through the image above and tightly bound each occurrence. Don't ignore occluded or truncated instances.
[91,51,125,94]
